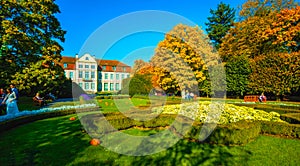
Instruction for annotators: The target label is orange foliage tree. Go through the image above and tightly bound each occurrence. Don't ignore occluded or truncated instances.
[220,1,300,98]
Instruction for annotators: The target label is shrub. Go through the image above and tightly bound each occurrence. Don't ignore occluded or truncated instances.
[81,112,262,145]
[280,113,300,124]
[181,120,261,145]
[260,121,300,138]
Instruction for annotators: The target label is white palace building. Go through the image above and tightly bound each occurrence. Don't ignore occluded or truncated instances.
[58,53,131,93]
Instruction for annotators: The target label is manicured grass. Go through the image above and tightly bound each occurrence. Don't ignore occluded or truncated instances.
[96,97,168,113]
[1,97,300,165]
[0,114,299,165]
[232,136,300,166]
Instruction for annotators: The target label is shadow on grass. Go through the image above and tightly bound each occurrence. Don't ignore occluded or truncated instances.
[0,113,253,165]
[71,139,252,166]
[0,115,91,166]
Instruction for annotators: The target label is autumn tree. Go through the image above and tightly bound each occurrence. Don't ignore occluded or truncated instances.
[239,0,299,19]
[151,24,224,96]
[249,52,300,100]
[131,59,148,75]
[220,1,300,98]
[0,0,67,95]
[220,0,299,61]
[205,2,236,50]
[248,6,300,99]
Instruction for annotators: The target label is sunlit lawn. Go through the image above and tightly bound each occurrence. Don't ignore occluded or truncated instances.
[1,96,300,165]
[0,114,299,166]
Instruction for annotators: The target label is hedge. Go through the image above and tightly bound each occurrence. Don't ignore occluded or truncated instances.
[179,120,261,145]
[280,113,300,124]
[260,121,300,138]
[95,95,130,100]
[80,113,264,145]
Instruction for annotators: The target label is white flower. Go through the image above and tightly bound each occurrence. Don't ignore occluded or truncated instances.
[0,104,97,122]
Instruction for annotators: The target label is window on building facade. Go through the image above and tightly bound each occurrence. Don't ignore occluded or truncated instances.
[69,72,74,79]
[91,71,95,79]
[85,57,89,60]
[91,65,95,69]
[116,83,120,91]
[104,73,108,79]
[116,74,119,80]
[102,65,106,70]
[79,71,83,78]
[110,74,113,80]
[85,82,89,90]
[85,71,89,79]
[110,83,114,91]
[79,83,83,88]
[121,74,125,79]
[91,83,95,90]
[127,74,130,78]
[79,64,83,68]
[112,66,116,71]
[104,83,108,91]
[63,63,68,68]
[85,64,89,68]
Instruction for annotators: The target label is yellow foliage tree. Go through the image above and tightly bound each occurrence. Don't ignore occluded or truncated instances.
[151,24,223,95]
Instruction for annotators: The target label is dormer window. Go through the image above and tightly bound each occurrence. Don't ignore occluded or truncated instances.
[112,66,116,71]
[85,57,89,60]
[63,63,68,68]
[102,65,106,70]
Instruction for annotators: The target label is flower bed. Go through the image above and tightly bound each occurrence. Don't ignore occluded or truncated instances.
[152,101,285,124]
[0,104,99,132]
[0,103,97,123]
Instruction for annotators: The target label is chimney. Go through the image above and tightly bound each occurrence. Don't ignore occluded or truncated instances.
[75,54,78,59]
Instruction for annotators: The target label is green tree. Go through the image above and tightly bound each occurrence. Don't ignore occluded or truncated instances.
[205,2,235,50]
[12,60,68,96]
[225,55,251,97]
[0,0,67,95]
[121,74,152,97]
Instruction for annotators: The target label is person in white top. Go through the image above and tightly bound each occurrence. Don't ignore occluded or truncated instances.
[2,88,19,115]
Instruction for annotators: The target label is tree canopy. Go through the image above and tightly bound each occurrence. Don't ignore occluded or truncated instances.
[205,2,236,50]
[219,0,300,99]
[0,0,68,96]
[151,24,222,95]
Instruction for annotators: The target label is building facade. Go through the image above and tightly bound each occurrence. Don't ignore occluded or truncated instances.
[59,53,131,93]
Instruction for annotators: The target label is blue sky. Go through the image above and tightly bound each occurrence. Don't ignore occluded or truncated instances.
[55,0,245,66]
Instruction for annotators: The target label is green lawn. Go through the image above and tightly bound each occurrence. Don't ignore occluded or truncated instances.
[1,97,299,165]
[0,114,299,166]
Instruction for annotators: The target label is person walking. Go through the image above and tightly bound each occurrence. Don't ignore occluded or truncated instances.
[2,88,19,115]
[10,84,19,101]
